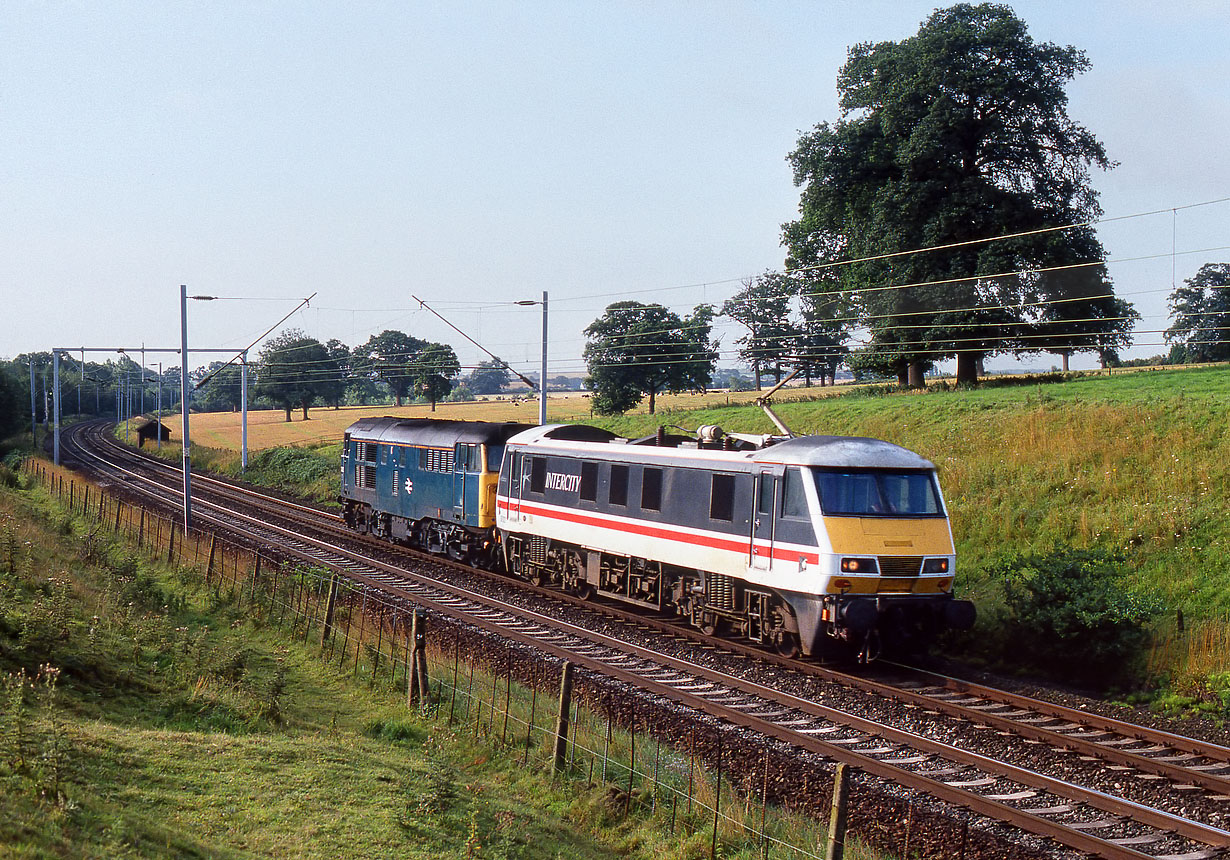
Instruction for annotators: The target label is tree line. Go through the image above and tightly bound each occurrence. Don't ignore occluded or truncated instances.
[0,328,513,432]
[4,5,1229,435]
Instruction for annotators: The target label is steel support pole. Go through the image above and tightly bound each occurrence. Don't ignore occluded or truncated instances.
[240,351,249,472]
[78,348,83,417]
[539,290,548,426]
[29,357,36,444]
[180,285,193,532]
[157,362,162,451]
[52,351,61,465]
[140,345,145,416]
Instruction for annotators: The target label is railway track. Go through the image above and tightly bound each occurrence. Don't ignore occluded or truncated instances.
[55,420,1230,859]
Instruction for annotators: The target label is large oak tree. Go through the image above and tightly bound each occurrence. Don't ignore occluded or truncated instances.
[783,3,1132,385]
[354,330,428,407]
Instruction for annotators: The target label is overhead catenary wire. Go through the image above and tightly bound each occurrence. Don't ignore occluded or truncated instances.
[183,196,1230,389]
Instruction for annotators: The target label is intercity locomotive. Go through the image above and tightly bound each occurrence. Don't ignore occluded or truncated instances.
[339,417,974,659]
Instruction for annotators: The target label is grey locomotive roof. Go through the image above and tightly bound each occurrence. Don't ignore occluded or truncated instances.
[346,417,535,448]
[752,435,935,470]
[508,425,935,471]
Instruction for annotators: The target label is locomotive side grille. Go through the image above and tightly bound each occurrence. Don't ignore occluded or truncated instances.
[353,464,377,489]
[878,556,923,577]
[527,536,550,566]
[709,574,736,611]
[422,447,455,473]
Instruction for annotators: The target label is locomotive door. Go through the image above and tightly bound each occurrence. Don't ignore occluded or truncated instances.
[508,451,524,524]
[751,470,778,571]
[452,443,473,521]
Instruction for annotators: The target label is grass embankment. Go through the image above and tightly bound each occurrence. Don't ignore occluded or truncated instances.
[0,463,886,859]
[598,366,1230,698]
[139,365,1230,700]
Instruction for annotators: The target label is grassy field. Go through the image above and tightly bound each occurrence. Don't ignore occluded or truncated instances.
[153,364,1230,696]
[1,466,892,859]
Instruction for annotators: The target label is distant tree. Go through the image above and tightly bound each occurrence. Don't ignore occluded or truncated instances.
[159,366,182,413]
[1165,263,1230,364]
[411,343,460,411]
[794,268,852,386]
[467,360,512,395]
[319,339,351,409]
[346,375,382,406]
[721,275,798,389]
[0,363,25,439]
[783,3,1129,386]
[446,381,473,403]
[255,329,332,421]
[192,361,244,412]
[583,302,716,415]
[354,330,427,406]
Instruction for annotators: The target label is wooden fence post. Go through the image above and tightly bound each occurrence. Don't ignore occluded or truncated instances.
[206,534,217,583]
[825,763,850,860]
[409,608,429,704]
[320,573,340,648]
[553,661,574,774]
[250,553,261,605]
[167,521,176,565]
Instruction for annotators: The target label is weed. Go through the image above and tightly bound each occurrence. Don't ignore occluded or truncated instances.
[1,668,34,772]
[364,717,425,745]
[402,736,460,821]
[465,808,483,858]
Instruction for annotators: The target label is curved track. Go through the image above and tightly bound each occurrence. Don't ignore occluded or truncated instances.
[55,420,1230,859]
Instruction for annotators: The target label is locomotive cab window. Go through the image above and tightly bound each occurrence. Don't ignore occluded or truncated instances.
[709,474,735,521]
[815,469,942,516]
[756,474,774,516]
[455,443,479,472]
[781,468,809,519]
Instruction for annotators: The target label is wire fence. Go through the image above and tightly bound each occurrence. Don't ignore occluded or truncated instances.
[20,457,1018,860]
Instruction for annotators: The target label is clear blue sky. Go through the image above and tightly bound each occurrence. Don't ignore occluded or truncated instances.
[2,1,1227,377]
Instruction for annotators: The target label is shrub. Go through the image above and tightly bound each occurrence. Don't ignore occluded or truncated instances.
[247,446,333,487]
[993,545,1160,686]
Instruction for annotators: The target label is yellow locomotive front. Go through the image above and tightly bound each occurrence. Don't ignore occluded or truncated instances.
[758,436,974,660]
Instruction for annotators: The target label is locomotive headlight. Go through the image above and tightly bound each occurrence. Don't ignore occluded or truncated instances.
[922,558,950,574]
[840,557,877,573]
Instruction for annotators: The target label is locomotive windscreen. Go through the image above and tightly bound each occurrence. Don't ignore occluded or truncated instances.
[814,469,942,517]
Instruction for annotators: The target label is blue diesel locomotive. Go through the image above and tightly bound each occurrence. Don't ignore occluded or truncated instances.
[340,417,533,566]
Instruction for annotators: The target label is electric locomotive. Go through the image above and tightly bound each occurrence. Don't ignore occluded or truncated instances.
[496,423,974,659]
